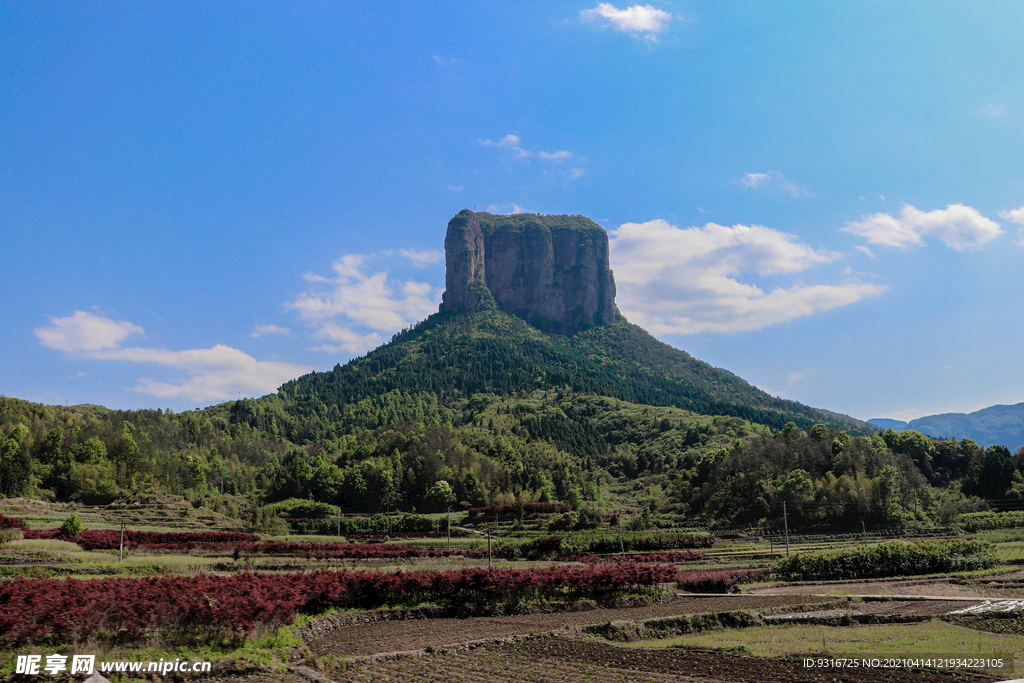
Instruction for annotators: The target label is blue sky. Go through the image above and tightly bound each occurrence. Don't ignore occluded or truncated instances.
[4,1,1024,422]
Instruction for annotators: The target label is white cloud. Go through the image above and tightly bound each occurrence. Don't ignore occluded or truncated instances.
[250,324,291,338]
[432,55,462,66]
[35,310,144,352]
[1000,207,1024,224]
[480,134,580,172]
[741,171,812,198]
[537,150,573,161]
[486,203,527,215]
[581,3,674,39]
[787,371,807,383]
[36,312,310,402]
[854,245,875,258]
[1000,207,1024,247]
[610,219,887,335]
[569,168,585,180]
[975,103,1009,119]
[843,204,1002,251]
[447,185,464,192]
[310,323,385,355]
[287,252,442,355]
[399,248,444,267]
[481,134,528,157]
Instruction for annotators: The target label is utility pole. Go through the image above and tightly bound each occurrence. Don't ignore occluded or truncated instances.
[862,519,867,545]
[447,506,451,549]
[487,529,492,568]
[782,501,790,558]
[119,520,127,564]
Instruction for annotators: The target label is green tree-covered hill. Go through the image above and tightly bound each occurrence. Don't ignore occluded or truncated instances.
[261,310,869,443]
[6,309,1021,531]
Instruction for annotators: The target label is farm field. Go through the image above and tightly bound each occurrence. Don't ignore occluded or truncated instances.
[337,638,1011,683]
[5,501,1024,682]
[302,594,834,658]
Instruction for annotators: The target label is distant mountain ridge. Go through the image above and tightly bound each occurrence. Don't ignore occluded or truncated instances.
[869,402,1024,452]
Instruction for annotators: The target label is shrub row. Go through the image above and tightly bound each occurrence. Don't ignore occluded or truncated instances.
[772,540,998,581]
[498,533,714,560]
[23,529,260,550]
[263,498,339,519]
[676,568,770,593]
[0,514,27,530]
[466,502,571,518]
[0,562,679,646]
[19,532,488,560]
[284,513,435,535]
[344,530,474,540]
[227,541,487,559]
[567,551,705,564]
[957,511,1024,532]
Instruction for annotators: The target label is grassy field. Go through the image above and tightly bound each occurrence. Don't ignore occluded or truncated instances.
[627,620,1024,662]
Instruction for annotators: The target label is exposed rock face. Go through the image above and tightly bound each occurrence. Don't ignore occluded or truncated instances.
[440,209,617,335]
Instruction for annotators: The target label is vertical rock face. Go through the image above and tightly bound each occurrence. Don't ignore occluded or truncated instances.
[441,210,487,313]
[440,209,617,335]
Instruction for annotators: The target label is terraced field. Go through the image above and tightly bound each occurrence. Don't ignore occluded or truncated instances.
[336,639,1003,683]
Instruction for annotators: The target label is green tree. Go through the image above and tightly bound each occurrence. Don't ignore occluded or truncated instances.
[73,437,108,465]
[60,513,83,537]
[978,445,1015,498]
[565,486,584,511]
[893,430,935,481]
[37,427,66,465]
[0,426,32,497]
[778,469,813,503]
[425,480,456,512]
[188,455,209,493]
[110,422,140,488]
[809,424,830,442]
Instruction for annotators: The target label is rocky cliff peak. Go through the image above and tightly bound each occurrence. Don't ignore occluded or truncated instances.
[440,209,617,335]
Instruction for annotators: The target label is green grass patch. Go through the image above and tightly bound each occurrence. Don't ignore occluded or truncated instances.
[627,620,1024,661]
[976,529,1024,544]
[7,539,83,553]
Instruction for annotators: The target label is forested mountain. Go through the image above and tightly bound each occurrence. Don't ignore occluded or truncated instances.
[3,211,1022,531]
[259,309,869,444]
[4,305,1021,530]
[870,403,1024,452]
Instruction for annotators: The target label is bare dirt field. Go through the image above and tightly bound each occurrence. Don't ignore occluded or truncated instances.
[293,594,1007,683]
[334,638,1003,683]
[304,595,834,658]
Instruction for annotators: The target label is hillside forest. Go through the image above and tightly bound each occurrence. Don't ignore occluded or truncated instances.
[3,310,1022,531]
[2,386,1020,532]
